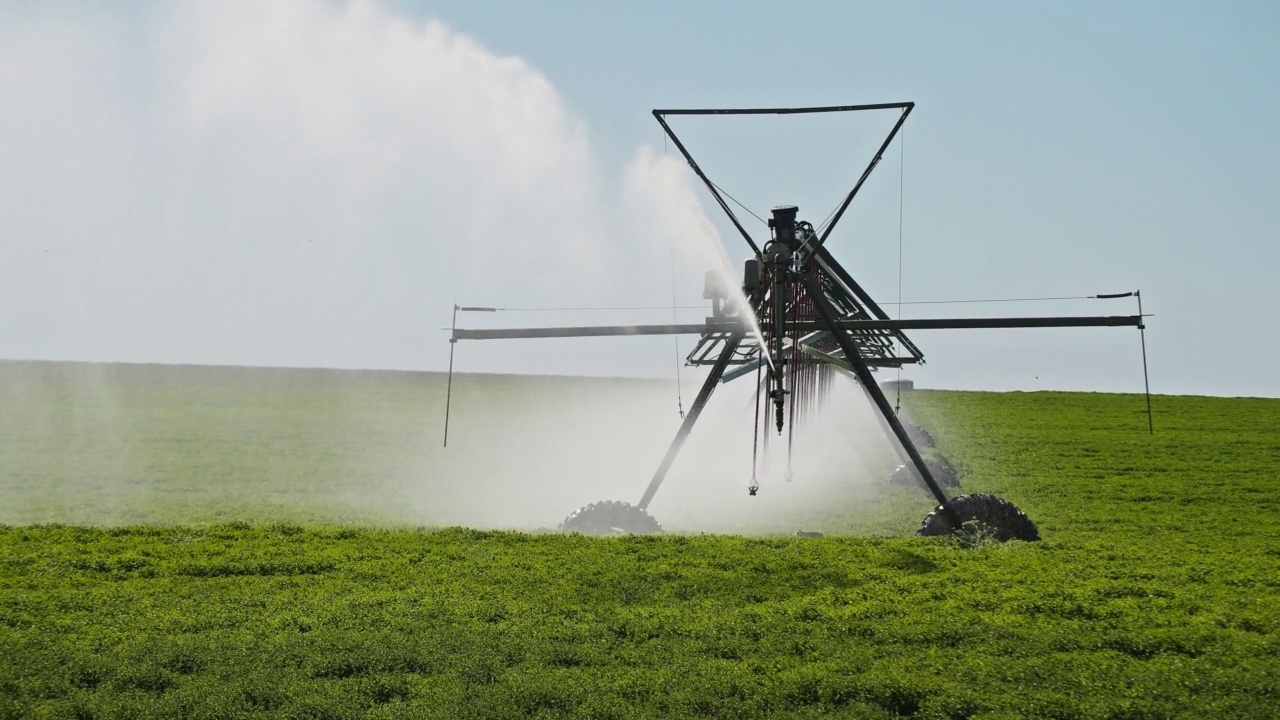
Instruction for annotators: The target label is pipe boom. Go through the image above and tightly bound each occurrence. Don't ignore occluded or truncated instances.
[451,315,1143,340]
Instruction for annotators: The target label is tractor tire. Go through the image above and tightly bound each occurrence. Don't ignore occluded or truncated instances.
[915,493,1040,542]
[887,456,960,489]
[560,500,663,536]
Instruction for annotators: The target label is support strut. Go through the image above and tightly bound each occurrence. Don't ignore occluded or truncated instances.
[637,332,745,512]
[797,273,962,527]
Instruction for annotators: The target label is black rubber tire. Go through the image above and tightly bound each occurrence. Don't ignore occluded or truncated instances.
[902,420,936,449]
[560,500,663,535]
[887,456,960,489]
[915,493,1040,542]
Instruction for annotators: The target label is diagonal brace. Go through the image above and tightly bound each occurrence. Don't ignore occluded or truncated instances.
[637,332,745,511]
[796,273,962,526]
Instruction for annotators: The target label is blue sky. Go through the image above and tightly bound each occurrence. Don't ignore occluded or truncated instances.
[1,1,1276,396]
[407,0,1279,395]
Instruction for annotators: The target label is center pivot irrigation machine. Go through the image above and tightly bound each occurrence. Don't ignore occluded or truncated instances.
[445,102,1150,540]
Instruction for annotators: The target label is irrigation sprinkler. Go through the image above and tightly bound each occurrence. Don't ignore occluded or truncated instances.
[446,102,1148,540]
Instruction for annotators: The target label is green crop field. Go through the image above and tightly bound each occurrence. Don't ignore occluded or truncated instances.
[0,360,1276,718]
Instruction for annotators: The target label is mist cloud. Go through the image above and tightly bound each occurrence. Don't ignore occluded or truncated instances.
[0,0,719,374]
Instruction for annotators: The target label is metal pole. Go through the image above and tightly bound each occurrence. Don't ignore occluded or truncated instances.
[1138,291,1153,434]
[443,304,458,448]
[443,306,499,447]
[797,273,961,526]
[637,332,745,511]
[655,102,914,116]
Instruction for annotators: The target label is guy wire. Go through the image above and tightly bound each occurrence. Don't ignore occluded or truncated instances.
[670,249,684,418]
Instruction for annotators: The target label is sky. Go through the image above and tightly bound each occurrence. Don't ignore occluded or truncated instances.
[1,0,1277,397]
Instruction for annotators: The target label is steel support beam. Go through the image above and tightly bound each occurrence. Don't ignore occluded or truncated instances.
[637,332,745,511]
[452,315,1143,340]
[654,103,914,116]
[797,273,961,525]
[841,316,1143,330]
[455,323,712,340]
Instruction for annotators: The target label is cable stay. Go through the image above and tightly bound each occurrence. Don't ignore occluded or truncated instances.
[670,249,685,419]
[707,179,769,227]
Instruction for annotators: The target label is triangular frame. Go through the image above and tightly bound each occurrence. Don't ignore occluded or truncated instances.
[653,102,914,259]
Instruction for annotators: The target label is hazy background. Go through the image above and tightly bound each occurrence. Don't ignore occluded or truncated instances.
[2,0,1277,397]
